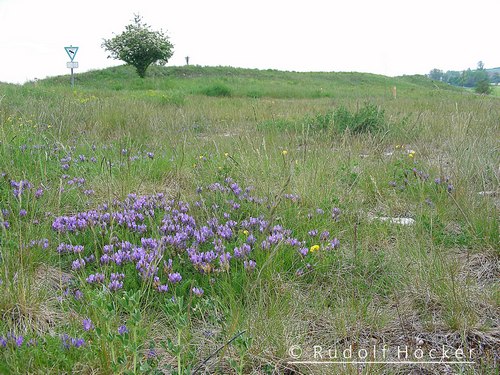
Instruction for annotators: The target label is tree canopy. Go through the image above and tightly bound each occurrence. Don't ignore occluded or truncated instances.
[102,15,174,78]
[428,61,498,92]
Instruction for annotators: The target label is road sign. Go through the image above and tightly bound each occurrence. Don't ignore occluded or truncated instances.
[66,62,79,69]
[64,46,79,61]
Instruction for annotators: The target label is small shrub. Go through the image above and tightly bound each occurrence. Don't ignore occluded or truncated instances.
[307,111,334,131]
[246,90,263,98]
[334,103,385,134]
[202,84,232,97]
[333,106,353,133]
[475,79,492,95]
[159,90,185,106]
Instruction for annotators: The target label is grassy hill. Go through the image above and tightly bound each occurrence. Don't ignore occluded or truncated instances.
[0,65,498,374]
[36,64,461,99]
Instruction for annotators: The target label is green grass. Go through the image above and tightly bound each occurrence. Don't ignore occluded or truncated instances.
[0,65,499,374]
[491,85,500,97]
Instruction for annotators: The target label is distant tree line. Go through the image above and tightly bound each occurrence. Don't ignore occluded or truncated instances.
[429,61,500,86]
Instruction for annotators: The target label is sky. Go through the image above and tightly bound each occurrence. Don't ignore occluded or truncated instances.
[0,0,499,84]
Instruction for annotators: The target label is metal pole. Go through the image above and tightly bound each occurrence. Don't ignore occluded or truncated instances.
[71,68,74,88]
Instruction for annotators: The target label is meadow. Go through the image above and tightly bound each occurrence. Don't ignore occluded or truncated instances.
[0,65,498,374]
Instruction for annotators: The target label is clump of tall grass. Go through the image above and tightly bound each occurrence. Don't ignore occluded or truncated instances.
[333,103,386,133]
[258,102,387,134]
[200,84,232,97]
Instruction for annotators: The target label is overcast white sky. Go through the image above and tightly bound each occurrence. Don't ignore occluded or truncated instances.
[0,0,499,84]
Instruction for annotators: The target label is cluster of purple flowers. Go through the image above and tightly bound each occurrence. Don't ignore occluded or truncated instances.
[57,243,84,254]
[434,176,454,192]
[82,318,94,331]
[61,334,85,349]
[389,168,454,193]
[35,187,44,199]
[66,177,86,187]
[86,273,105,284]
[207,179,265,204]
[52,193,167,234]
[72,258,86,270]
[331,208,341,221]
[49,177,341,298]
[192,287,204,296]
[244,259,256,271]
[109,273,125,291]
[284,193,300,202]
[0,333,25,348]
[60,155,72,171]
[10,179,32,198]
[27,238,49,249]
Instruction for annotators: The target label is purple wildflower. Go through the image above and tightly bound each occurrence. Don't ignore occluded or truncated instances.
[320,231,330,241]
[118,325,128,335]
[110,273,125,281]
[168,272,182,283]
[157,284,169,292]
[329,238,340,250]
[332,207,341,221]
[35,188,44,198]
[147,348,157,359]
[192,287,204,296]
[86,273,105,284]
[82,318,94,331]
[15,335,24,347]
[244,259,256,271]
[108,280,123,291]
[71,258,86,270]
[308,229,318,237]
[72,337,85,348]
[74,290,83,300]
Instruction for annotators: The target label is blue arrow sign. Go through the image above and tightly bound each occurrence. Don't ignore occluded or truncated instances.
[64,46,79,61]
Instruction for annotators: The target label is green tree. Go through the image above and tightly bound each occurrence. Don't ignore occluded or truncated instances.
[474,61,492,94]
[102,15,174,78]
[492,72,500,84]
[428,68,443,81]
[475,79,492,94]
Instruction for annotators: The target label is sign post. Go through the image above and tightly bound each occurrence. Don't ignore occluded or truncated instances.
[64,46,79,88]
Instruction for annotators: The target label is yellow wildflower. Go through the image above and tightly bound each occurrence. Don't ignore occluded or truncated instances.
[282,150,288,156]
[310,244,320,253]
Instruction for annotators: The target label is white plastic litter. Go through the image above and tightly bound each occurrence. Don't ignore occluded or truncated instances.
[371,216,415,225]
